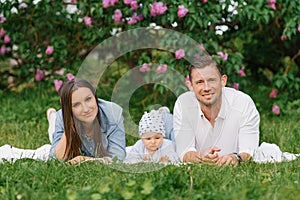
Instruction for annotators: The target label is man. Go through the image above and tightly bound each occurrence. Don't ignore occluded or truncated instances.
[174,54,260,166]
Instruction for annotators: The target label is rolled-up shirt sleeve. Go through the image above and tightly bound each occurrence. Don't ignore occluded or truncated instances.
[105,106,126,160]
[238,97,260,157]
[174,94,197,162]
[49,110,64,159]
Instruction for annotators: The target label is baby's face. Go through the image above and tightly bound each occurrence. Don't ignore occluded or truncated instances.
[141,132,163,154]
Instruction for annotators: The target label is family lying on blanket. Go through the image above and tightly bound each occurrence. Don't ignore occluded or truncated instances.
[1,55,299,165]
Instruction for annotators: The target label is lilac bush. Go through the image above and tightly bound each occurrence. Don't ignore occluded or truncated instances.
[0,0,299,114]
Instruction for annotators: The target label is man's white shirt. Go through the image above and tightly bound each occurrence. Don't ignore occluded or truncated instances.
[174,87,260,161]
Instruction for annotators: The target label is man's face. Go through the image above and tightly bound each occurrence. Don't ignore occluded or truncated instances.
[190,64,227,107]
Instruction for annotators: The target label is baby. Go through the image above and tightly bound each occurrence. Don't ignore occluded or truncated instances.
[125,108,179,164]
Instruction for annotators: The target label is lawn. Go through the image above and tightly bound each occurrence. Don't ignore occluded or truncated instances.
[0,83,299,200]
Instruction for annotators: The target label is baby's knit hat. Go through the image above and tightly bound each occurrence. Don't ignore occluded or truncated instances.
[138,109,166,137]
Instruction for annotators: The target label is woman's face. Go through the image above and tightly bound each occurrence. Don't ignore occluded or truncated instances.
[71,87,98,125]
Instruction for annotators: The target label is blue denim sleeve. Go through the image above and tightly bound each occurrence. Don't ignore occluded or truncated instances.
[49,101,126,161]
[105,109,126,160]
[164,111,175,142]
[49,110,64,159]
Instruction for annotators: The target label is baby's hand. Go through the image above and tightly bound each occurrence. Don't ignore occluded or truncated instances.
[159,155,169,163]
[142,155,150,161]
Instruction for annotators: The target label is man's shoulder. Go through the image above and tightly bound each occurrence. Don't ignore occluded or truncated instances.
[176,91,196,103]
[174,91,199,114]
[224,87,252,100]
[223,87,255,107]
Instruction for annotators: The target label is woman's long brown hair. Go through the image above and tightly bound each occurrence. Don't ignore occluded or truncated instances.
[59,78,110,160]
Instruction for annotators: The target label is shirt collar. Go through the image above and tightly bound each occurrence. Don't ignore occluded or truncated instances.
[197,88,228,120]
[217,87,228,120]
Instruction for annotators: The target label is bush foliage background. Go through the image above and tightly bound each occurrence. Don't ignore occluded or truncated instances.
[0,0,300,116]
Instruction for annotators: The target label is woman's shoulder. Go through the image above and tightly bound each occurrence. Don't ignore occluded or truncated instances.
[98,98,123,113]
[97,98,123,126]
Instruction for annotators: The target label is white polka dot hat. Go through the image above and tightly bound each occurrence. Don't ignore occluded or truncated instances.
[138,109,166,137]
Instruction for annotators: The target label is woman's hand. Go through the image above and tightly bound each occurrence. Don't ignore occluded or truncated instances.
[67,155,93,165]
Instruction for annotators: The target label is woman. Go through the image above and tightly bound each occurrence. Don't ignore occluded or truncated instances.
[49,78,126,164]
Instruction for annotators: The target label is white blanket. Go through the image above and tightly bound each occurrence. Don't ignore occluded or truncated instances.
[0,144,51,163]
[253,142,299,163]
[0,142,299,164]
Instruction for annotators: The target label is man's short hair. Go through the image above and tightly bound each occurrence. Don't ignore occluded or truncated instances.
[189,54,223,82]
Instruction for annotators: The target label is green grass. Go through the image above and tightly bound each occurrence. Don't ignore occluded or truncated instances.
[0,82,299,200]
